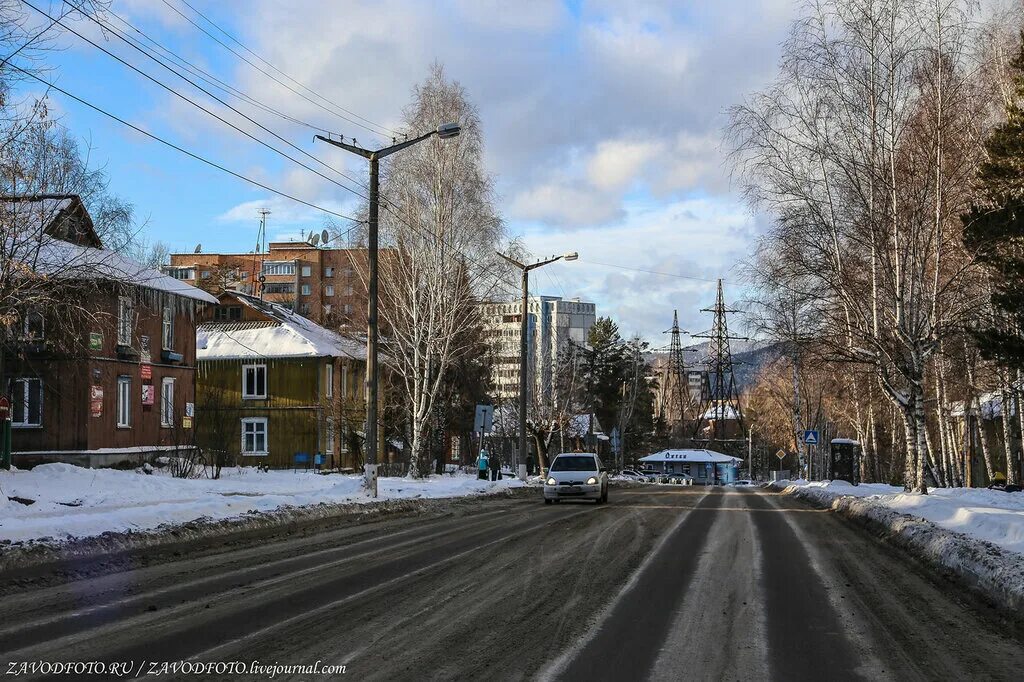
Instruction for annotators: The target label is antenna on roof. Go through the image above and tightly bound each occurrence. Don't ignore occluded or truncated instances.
[309,233,321,247]
[321,229,329,245]
[194,243,202,253]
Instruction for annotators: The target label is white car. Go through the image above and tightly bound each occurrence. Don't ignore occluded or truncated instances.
[619,469,650,482]
[544,453,609,504]
[729,479,756,487]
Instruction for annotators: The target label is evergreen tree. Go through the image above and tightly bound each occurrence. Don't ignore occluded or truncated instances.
[962,32,1024,369]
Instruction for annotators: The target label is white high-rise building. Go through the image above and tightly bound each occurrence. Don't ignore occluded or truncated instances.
[479,296,597,403]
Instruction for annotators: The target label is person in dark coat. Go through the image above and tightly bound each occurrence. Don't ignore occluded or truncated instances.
[489,452,500,481]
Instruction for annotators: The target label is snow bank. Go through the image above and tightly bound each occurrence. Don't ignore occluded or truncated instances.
[0,464,523,545]
[771,479,1024,616]
[773,480,1024,555]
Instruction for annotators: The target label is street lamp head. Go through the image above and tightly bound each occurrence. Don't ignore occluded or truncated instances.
[437,122,461,139]
[562,251,579,261]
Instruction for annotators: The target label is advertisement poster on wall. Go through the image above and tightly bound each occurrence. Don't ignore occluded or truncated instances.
[90,385,103,417]
[141,384,155,406]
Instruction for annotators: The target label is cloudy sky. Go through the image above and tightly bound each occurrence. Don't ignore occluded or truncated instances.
[26,0,798,342]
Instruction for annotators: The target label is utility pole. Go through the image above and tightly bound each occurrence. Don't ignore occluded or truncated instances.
[692,279,747,444]
[315,123,461,496]
[495,251,578,480]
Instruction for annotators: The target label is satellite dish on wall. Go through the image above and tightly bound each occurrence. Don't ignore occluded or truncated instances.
[321,229,329,245]
[194,243,202,253]
[310,233,321,247]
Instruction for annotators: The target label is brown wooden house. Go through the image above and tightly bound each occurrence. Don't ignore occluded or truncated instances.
[4,195,217,467]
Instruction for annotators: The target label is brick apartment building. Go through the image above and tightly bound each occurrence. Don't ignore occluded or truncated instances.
[165,241,368,329]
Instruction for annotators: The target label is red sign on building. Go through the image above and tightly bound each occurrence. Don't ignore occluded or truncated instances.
[140,364,152,381]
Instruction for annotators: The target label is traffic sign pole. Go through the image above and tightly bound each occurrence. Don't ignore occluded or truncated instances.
[0,395,11,470]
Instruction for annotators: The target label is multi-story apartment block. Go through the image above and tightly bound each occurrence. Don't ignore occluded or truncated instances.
[479,296,596,404]
[165,241,368,329]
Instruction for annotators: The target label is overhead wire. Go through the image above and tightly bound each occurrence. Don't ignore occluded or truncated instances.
[173,0,404,140]
[31,2,375,200]
[158,0,398,143]
[6,61,362,225]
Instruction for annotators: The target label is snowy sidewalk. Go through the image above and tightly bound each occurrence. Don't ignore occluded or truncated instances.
[0,463,524,545]
[771,479,1024,555]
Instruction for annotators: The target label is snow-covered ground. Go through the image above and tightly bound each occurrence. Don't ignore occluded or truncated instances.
[0,464,524,544]
[775,480,1024,555]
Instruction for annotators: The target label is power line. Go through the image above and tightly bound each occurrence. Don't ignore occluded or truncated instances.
[174,0,404,139]
[7,61,361,224]
[29,2,374,200]
[158,0,398,142]
[95,3,345,139]
[579,258,721,283]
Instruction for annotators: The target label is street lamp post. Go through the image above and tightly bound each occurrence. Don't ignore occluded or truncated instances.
[495,251,578,481]
[315,123,461,497]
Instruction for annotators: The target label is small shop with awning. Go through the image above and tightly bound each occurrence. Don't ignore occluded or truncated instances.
[639,449,743,484]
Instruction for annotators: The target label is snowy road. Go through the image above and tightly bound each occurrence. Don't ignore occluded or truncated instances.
[0,486,1022,681]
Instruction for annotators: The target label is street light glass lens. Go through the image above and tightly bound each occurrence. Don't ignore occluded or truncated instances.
[563,252,579,261]
[437,122,461,139]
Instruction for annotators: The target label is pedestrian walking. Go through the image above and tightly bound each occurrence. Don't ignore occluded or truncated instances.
[477,450,489,480]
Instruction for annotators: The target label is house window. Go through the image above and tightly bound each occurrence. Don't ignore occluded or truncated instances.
[301,284,311,296]
[345,286,354,296]
[324,304,332,315]
[242,364,267,399]
[343,304,353,314]
[200,270,211,279]
[325,285,334,297]
[214,306,242,321]
[118,297,134,346]
[341,365,348,396]
[161,377,175,427]
[263,283,295,294]
[261,261,295,276]
[162,306,174,350]
[325,418,335,455]
[301,265,312,277]
[9,378,42,427]
[325,266,334,277]
[325,363,333,398]
[300,303,310,314]
[165,267,195,280]
[116,376,131,427]
[23,310,44,340]
[241,417,268,455]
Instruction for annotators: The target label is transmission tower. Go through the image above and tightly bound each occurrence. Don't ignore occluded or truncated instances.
[663,310,692,441]
[692,279,746,443]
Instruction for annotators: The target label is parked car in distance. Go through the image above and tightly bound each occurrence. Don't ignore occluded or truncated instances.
[544,453,609,504]
[666,472,693,485]
[729,479,756,487]
[620,469,651,482]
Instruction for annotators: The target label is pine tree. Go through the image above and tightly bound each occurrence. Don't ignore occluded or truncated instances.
[962,32,1024,369]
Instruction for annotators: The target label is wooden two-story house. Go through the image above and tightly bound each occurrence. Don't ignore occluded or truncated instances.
[196,291,366,469]
[3,195,217,467]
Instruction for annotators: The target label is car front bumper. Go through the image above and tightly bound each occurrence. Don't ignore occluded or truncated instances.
[544,484,601,499]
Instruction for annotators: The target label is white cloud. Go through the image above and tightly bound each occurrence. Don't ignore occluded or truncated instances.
[586,138,662,191]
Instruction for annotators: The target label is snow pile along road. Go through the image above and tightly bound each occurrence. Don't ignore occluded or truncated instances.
[0,464,524,545]
[771,479,1024,616]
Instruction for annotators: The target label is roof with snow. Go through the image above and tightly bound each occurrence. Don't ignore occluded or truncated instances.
[197,291,364,360]
[2,195,216,304]
[639,449,743,464]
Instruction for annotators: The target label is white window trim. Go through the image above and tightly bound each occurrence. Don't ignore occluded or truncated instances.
[117,376,131,428]
[325,285,334,297]
[300,284,311,296]
[301,265,312,277]
[341,365,348,396]
[325,417,335,455]
[242,364,267,400]
[10,377,42,428]
[117,297,134,346]
[160,377,175,427]
[162,306,174,350]
[325,363,334,398]
[241,417,269,456]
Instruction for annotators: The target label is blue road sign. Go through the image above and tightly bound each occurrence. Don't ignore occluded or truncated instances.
[803,430,819,445]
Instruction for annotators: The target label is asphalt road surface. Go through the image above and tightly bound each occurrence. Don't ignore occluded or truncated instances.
[2,486,1023,681]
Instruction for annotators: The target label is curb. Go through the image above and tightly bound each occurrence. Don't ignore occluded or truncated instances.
[773,483,1024,622]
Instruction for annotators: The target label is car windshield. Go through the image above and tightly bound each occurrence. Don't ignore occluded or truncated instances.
[551,456,598,472]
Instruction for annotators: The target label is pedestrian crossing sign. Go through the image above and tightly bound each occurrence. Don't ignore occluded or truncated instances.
[803,430,819,445]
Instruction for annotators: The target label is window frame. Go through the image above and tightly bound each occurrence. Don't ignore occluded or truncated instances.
[116,375,131,428]
[242,363,268,400]
[160,377,175,427]
[325,417,335,455]
[325,266,334,277]
[161,305,174,350]
[9,377,42,428]
[301,265,312,277]
[117,296,134,346]
[300,284,311,296]
[23,309,44,340]
[325,284,334,297]
[241,417,269,456]
[325,363,334,398]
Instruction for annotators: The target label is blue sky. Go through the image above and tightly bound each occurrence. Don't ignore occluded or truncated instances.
[17,0,798,341]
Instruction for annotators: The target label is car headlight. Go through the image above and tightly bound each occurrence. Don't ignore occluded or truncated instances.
[586,477,598,485]
[546,477,557,486]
